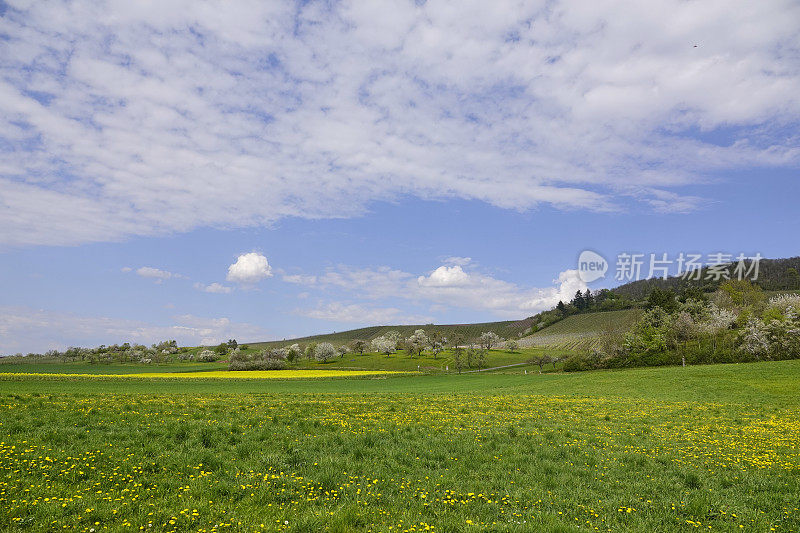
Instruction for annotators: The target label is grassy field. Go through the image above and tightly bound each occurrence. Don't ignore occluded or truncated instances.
[519,310,642,351]
[0,347,572,375]
[1,361,798,532]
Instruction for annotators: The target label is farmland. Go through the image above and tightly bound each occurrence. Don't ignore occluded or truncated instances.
[1,361,799,532]
[518,310,642,351]
[0,369,406,380]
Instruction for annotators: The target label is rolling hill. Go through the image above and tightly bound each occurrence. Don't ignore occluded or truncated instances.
[247,318,537,349]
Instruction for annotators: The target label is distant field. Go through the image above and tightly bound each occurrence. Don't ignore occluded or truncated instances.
[0,360,798,531]
[519,309,641,351]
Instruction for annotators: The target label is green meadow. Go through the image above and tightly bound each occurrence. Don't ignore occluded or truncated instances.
[1,361,799,532]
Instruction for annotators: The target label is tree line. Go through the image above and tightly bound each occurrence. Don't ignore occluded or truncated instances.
[563,280,800,371]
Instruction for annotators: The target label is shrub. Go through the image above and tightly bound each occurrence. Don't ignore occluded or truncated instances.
[562,354,594,372]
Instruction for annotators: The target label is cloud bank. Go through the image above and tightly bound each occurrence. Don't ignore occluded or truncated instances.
[1,1,798,246]
[289,263,588,319]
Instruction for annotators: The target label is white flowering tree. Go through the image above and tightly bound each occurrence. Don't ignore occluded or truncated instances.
[479,331,501,350]
[740,318,770,359]
[314,342,338,363]
[405,329,429,358]
[286,343,302,362]
[699,304,737,354]
[371,336,396,357]
[430,337,446,358]
[766,294,800,318]
[197,349,217,362]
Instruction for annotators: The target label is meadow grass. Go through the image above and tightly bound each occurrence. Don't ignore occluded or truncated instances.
[0,361,798,532]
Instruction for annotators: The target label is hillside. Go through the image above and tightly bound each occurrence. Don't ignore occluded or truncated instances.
[611,256,800,300]
[518,309,641,351]
[248,318,536,349]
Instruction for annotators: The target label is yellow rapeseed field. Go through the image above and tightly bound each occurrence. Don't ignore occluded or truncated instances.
[0,369,408,380]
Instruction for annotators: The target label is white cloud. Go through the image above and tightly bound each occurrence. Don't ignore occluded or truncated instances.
[135,266,177,281]
[296,302,433,325]
[194,282,233,294]
[286,262,587,318]
[1,1,798,246]
[417,265,470,287]
[226,253,272,285]
[282,274,318,285]
[0,306,271,354]
[412,267,587,318]
[443,256,472,266]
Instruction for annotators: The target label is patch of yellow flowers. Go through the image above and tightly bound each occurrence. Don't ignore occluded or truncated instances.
[0,370,407,380]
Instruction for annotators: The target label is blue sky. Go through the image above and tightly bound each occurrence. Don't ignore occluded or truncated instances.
[1,1,799,353]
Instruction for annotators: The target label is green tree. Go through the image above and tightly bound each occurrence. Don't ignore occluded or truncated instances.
[719,279,764,308]
[646,288,678,313]
[572,290,586,311]
[786,268,800,290]
[584,289,594,309]
[351,339,368,355]
[452,346,464,373]
[476,348,487,368]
